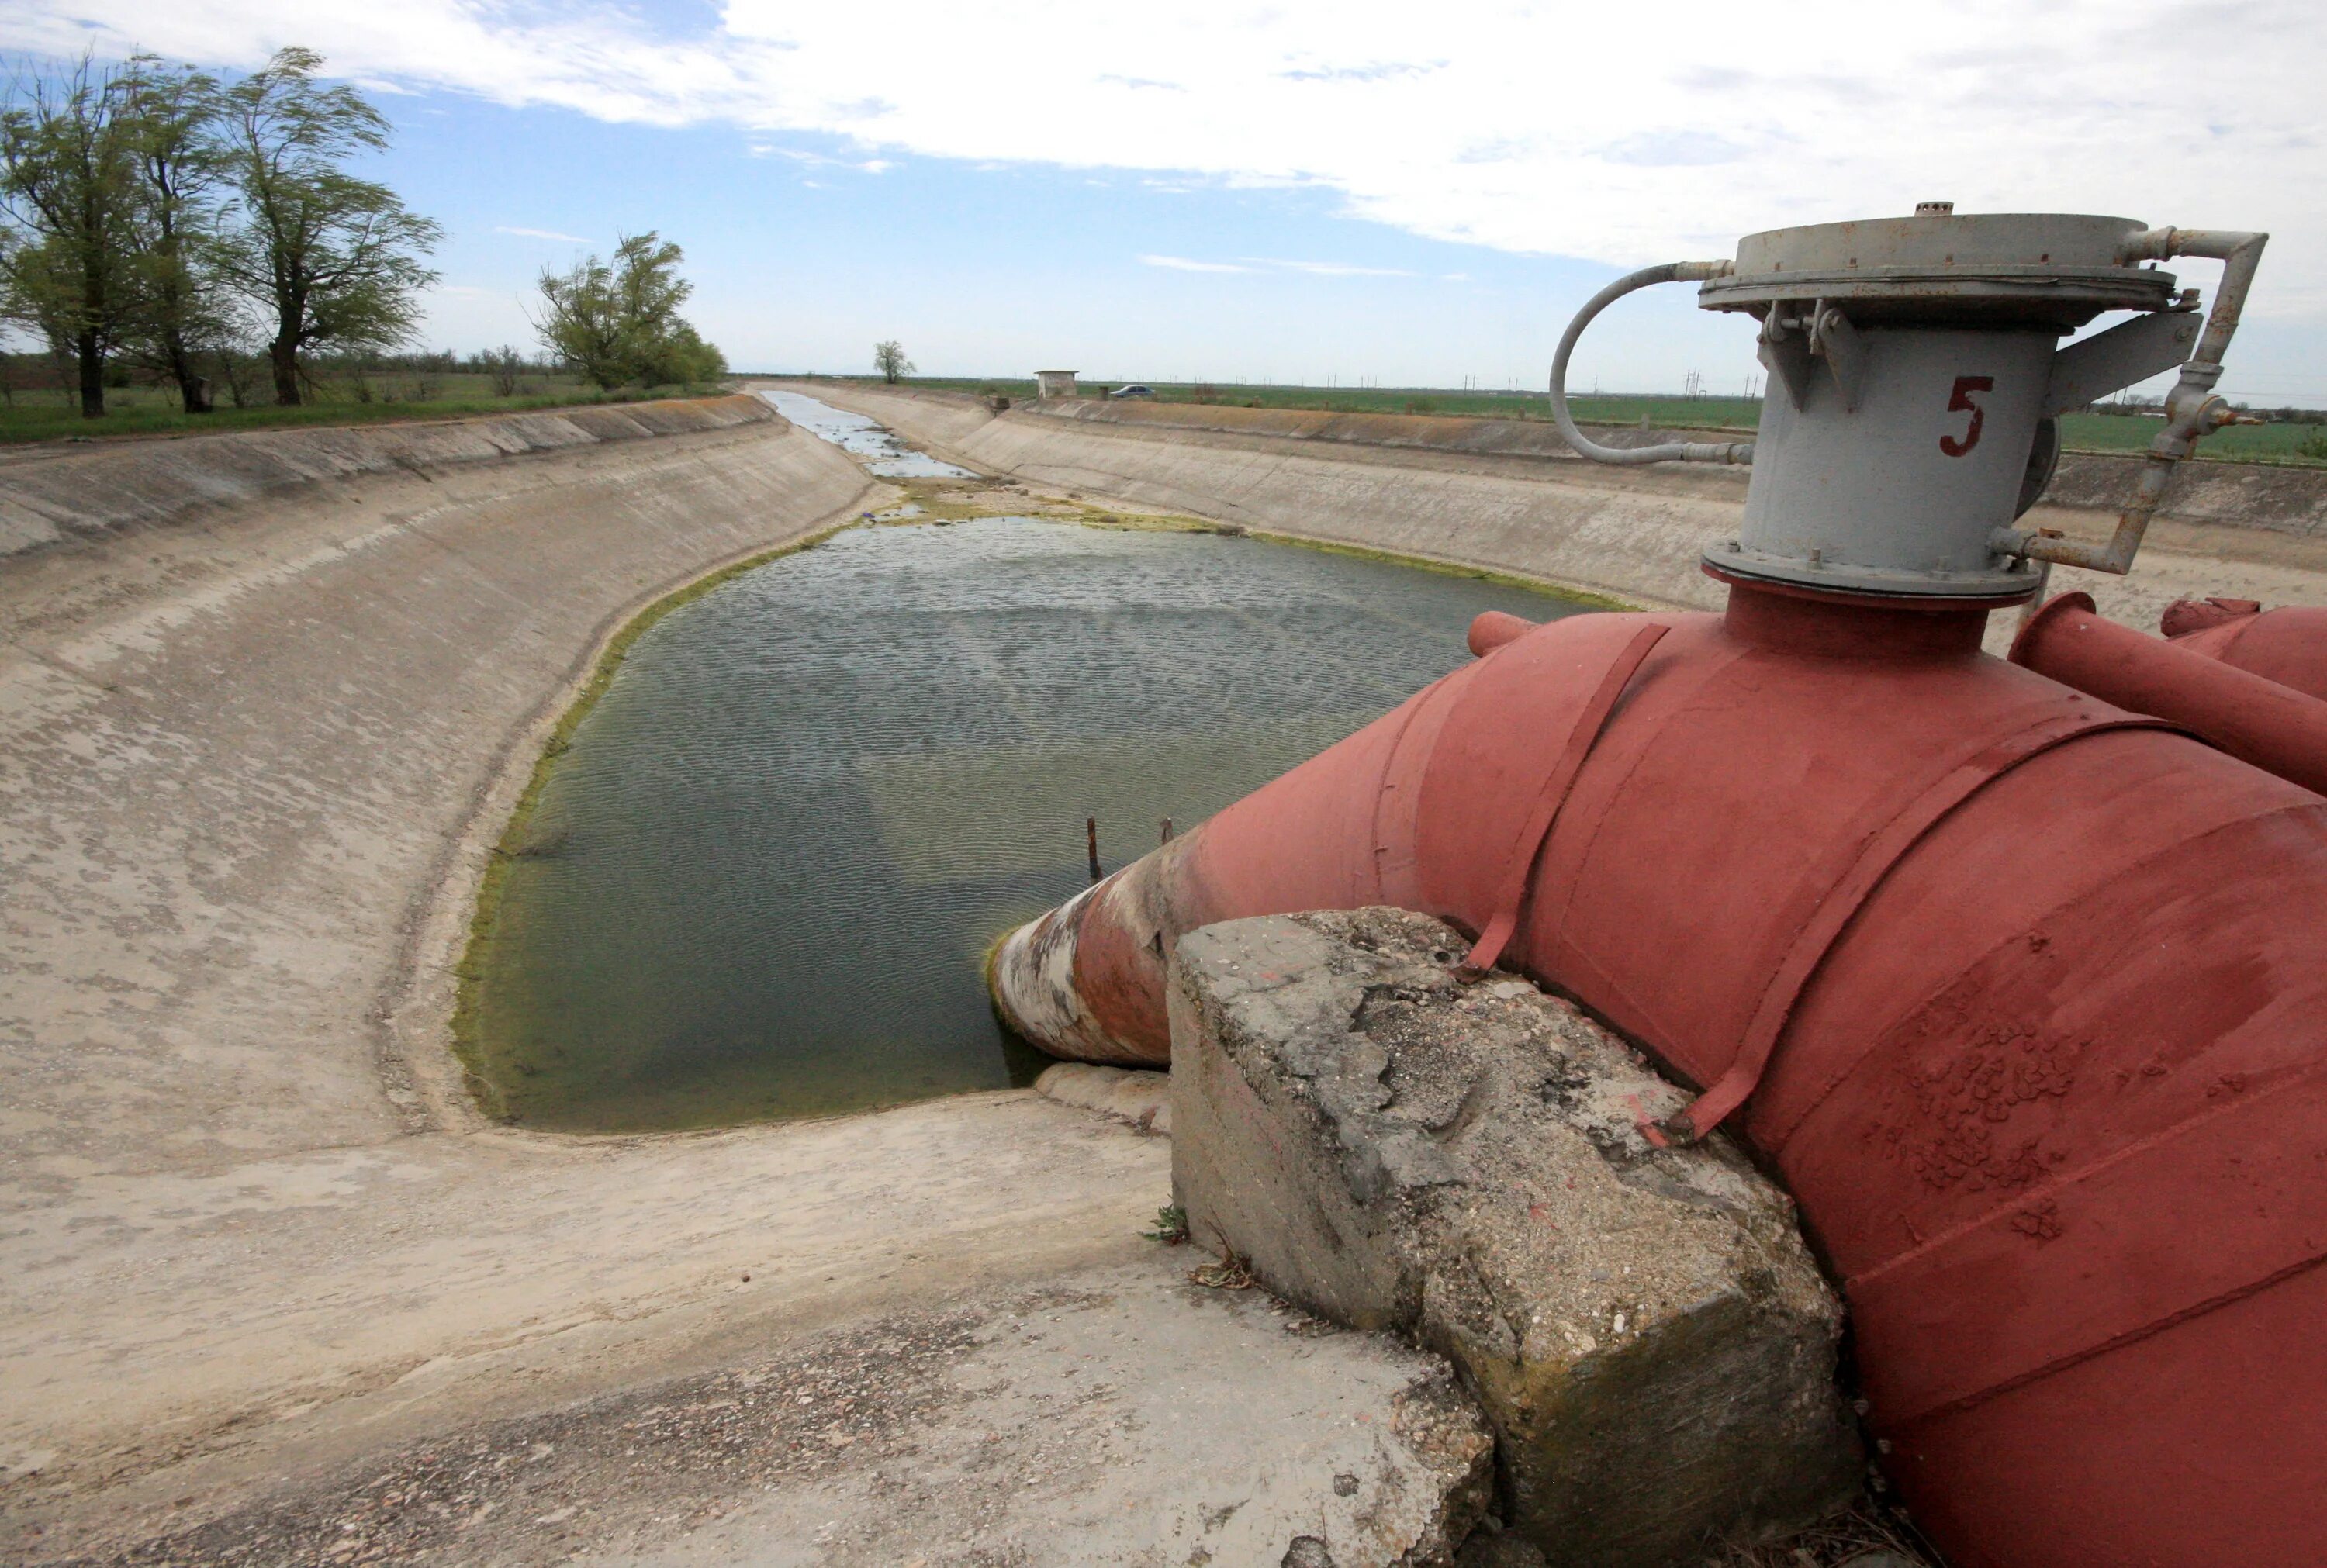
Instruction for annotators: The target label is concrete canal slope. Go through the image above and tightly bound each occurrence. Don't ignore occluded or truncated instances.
[0,399,1309,1564]
[772,381,2327,641]
[1,394,870,1173]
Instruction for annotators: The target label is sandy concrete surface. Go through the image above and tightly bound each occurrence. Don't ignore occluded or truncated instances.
[0,395,785,561]
[771,382,2327,650]
[21,1256,1491,1568]
[2,400,866,1180]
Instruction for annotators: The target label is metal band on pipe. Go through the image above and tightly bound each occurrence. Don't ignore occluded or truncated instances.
[1659,709,2179,1145]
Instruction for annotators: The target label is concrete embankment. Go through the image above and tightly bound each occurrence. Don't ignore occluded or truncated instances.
[0,395,1525,1567]
[771,381,2327,641]
[0,394,785,561]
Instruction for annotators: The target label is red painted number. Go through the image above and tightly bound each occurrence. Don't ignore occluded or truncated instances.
[1940,375,1994,457]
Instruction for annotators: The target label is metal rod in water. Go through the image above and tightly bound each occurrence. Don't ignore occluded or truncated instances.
[1087,817,1101,882]
[1161,817,1174,845]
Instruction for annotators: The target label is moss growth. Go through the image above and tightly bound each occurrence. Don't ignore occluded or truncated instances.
[449,520,855,1118]
[1240,527,1641,613]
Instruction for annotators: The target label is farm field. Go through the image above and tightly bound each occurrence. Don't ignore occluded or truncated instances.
[821,376,2327,467]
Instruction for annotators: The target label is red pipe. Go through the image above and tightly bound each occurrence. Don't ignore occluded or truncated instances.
[990,582,2327,1568]
[2162,597,2327,703]
[1467,610,1538,657]
[2011,591,2327,796]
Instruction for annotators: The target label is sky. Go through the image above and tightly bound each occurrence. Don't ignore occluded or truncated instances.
[9,1,2327,400]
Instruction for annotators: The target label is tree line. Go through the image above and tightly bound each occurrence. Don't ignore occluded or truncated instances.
[2,47,724,420]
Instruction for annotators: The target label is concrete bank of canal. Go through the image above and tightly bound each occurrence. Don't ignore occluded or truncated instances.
[0,394,1536,1566]
[769,379,2327,648]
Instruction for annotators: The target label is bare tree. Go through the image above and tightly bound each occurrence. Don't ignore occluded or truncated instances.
[215,49,442,406]
[873,340,913,384]
[477,343,524,396]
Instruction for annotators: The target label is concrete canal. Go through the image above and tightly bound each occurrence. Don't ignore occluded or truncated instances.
[463,402,1596,1131]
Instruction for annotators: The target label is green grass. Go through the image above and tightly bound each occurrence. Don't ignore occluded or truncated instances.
[2051,413,2327,464]
[800,375,2327,468]
[0,371,734,444]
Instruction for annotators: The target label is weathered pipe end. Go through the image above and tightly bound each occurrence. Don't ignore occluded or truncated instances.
[987,850,1181,1069]
[2160,596,2262,638]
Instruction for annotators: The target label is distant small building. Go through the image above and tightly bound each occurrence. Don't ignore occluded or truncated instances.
[1036,370,1079,401]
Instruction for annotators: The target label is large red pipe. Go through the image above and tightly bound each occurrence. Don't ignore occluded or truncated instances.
[990,580,2327,1568]
[2011,591,2327,796]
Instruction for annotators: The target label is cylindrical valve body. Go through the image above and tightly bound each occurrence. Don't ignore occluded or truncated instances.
[1735,330,2055,594]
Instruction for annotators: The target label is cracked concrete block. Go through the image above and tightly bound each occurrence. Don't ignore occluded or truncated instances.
[1169,908,1862,1568]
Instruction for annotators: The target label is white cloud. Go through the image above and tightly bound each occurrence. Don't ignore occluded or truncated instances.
[1140,254,1253,274]
[1253,259,1414,278]
[1147,256,1416,278]
[493,225,590,242]
[13,1,2327,315]
[746,143,888,172]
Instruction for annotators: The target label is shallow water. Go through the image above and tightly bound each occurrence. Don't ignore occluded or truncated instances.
[472,516,1595,1133]
[756,388,977,478]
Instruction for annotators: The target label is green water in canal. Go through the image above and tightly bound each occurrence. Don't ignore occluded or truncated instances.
[470,515,1596,1132]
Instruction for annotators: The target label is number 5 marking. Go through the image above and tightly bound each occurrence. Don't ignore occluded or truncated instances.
[1940,375,1994,457]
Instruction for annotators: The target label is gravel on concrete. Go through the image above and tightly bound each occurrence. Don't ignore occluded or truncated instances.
[34,1262,1491,1568]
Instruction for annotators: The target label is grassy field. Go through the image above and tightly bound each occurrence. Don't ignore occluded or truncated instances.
[808,375,2327,468]
[0,371,729,445]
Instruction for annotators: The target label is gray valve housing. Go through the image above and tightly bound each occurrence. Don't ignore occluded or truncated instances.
[1697,212,2197,601]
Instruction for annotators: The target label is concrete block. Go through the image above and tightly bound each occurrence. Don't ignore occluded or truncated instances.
[1032,1061,1173,1132]
[1169,909,1862,1568]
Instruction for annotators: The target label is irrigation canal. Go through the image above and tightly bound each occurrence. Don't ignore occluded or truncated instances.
[466,396,1596,1131]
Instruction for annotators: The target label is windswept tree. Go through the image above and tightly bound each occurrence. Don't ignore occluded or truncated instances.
[215,49,441,405]
[534,231,724,389]
[118,56,228,412]
[0,54,141,417]
[873,339,912,384]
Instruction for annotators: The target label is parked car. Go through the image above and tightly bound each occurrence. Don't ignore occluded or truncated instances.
[1108,384,1156,400]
